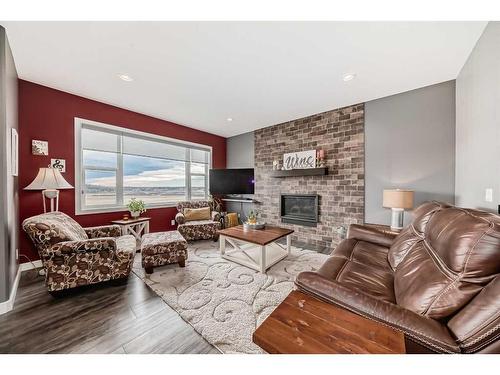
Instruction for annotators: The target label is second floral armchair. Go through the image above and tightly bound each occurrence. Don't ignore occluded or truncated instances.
[175,200,221,241]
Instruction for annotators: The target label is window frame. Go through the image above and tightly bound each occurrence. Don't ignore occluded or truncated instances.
[74,117,212,215]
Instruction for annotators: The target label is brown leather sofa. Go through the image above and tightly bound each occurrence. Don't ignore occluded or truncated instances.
[295,201,500,353]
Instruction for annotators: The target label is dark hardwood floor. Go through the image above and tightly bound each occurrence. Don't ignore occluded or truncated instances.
[0,269,219,354]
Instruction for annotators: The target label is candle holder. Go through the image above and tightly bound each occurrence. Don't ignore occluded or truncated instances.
[316,149,326,167]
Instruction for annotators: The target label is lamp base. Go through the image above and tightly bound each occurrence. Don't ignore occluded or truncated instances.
[390,208,404,230]
[42,189,60,212]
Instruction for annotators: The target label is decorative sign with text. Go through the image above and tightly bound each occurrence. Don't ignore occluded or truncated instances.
[283,150,317,170]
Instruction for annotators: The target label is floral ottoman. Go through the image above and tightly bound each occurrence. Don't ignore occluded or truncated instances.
[141,231,188,274]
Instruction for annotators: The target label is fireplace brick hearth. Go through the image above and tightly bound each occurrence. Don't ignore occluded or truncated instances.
[254,104,365,250]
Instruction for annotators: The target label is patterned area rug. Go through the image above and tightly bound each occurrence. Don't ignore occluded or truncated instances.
[132,240,327,353]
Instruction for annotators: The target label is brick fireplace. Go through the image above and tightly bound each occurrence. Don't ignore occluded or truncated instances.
[254,104,365,250]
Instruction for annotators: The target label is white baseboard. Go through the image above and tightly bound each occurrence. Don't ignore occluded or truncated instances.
[20,259,42,271]
[0,265,21,315]
[0,260,43,315]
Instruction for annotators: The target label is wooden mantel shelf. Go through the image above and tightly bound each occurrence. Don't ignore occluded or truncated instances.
[269,167,328,178]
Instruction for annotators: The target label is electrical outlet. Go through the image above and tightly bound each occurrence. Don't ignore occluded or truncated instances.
[485,188,493,202]
[171,219,175,226]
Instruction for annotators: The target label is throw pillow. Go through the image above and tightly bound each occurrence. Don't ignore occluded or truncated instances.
[184,207,211,221]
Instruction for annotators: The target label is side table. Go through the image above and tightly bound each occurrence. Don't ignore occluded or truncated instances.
[111,217,151,249]
[253,290,405,353]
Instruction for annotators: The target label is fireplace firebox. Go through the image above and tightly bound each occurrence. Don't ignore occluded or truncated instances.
[280,194,319,227]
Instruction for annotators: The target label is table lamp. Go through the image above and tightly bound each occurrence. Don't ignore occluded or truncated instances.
[383,189,414,230]
[25,167,74,212]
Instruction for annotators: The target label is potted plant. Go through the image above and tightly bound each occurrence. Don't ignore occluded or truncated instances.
[126,198,146,219]
[247,209,259,225]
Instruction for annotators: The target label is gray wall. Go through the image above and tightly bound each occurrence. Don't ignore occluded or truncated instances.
[225,131,255,220]
[365,81,456,225]
[455,22,500,212]
[0,26,19,303]
[226,131,254,168]
[227,81,457,227]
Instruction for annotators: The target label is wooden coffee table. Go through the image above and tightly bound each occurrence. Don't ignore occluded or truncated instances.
[253,290,406,354]
[218,225,294,273]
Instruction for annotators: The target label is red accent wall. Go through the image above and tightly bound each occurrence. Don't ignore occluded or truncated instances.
[18,80,226,261]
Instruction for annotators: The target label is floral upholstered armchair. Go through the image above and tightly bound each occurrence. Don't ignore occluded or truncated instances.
[175,200,221,241]
[22,211,136,294]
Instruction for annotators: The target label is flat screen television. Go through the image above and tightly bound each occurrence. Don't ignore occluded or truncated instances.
[209,168,255,195]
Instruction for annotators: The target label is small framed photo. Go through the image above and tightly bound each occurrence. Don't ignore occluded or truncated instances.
[32,140,48,156]
[11,128,18,176]
[51,158,66,173]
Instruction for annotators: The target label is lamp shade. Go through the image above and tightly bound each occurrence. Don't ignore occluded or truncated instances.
[24,168,73,190]
[383,189,414,209]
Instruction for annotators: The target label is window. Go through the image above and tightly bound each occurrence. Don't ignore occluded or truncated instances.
[75,118,211,214]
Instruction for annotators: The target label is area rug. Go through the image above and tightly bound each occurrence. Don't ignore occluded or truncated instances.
[132,240,328,353]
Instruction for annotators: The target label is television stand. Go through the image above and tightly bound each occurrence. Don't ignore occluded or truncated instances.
[221,197,260,226]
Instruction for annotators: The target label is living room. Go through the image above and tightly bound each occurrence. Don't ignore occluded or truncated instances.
[1,1,499,374]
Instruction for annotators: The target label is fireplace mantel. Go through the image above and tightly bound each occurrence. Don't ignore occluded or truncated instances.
[270,167,328,178]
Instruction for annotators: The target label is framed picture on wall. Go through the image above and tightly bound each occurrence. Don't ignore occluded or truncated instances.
[11,128,18,176]
[51,158,66,173]
[32,139,49,155]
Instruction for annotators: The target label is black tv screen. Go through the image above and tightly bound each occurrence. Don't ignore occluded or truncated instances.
[209,168,255,195]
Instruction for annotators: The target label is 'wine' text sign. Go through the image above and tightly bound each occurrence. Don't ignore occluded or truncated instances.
[283,150,316,170]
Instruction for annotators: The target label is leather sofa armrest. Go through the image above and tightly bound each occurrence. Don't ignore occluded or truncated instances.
[42,238,117,258]
[347,224,398,248]
[295,271,460,353]
[447,276,500,353]
[84,225,122,238]
[175,212,186,225]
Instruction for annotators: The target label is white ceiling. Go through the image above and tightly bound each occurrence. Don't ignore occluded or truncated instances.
[1,22,487,137]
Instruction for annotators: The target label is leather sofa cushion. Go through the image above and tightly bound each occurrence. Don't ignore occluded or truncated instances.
[388,201,449,269]
[411,201,450,233]
[295,271,460,353]
[318,239,395,302]
[394,241,483,319]
[387,226,421,270]
[394,207,500,319]
[184,207,211,221]
[426,208,500,277]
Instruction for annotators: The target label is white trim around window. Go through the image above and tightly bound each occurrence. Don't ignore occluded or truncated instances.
[74,117,212,215]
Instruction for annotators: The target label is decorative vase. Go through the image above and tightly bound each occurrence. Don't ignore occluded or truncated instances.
[130,211,140,218]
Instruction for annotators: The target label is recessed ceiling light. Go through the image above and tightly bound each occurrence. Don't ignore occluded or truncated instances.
[227,118,233,122]
[118,74,134,82]
[342,73,356,82]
